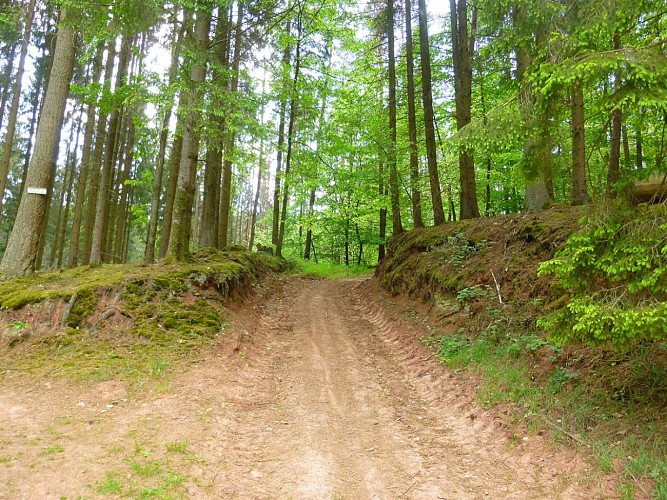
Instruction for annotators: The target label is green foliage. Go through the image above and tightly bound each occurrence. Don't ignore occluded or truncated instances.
[294,260,374,279]
[538,203,667,347]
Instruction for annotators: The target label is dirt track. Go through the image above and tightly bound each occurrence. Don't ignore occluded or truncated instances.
[0,277,607,498]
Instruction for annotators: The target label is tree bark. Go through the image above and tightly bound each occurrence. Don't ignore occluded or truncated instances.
[218,2,244,249]
[272,21,291,247]
[570,81,589,205]
[68,44,104,268]
[199,6,230,249]
[450,0,479,219]
[57,143,77,268]
[404,0,423,228]
[157,124,183,258]
[82,41,115,265]
[417,0,445,225]
[0,0,36,217]
[89,35,132,266]
[0,45,18,145]
[276,11,303,258]
[145,15,183,262]
[167,8,211,261]
[607,33,622,196]
[0,9,76,276]
[387,0,403,235]
[113,114,136,262]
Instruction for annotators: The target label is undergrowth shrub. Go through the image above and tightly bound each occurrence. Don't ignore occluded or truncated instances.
[538,202,667,347]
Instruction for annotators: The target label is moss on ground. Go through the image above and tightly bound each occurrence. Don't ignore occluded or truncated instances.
[0,248,286,384]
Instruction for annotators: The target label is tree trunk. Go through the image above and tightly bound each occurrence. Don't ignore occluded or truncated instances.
[0,8,76,276]
[248,79,267,252]
[113,115,136,262]
[450,0,479,219]
[0,0,36,217]
[607,33,621,196]
[405,0,423,228]
[276,13,302,258]
[218,2,244,249]
[158,126,183,258]
[145,16,183,262]
[0,45,18,143]
[167,8,211,261]
[417,0,445,225]
[570,81,589,205]
[82,41,115,265]
[68,44,103,268]
[17,66,45,206]
[272,22,291,247]
[378,161,387,261]
[387,0,403,235]
[89,35,132,266]
[57,146,77,268]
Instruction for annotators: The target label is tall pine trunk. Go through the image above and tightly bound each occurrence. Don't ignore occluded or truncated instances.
[145,16,183,262]
[570,81,589,205]
[167,8,211,261]
[387,0,403,235]
[417,0,445,225]
[218,3,244,248]
[89,36,132,265]
[450,0,479,219]
[0,0,36,217]
[0,8,76,276]
[68,44,104,267]
[404,0,423,228]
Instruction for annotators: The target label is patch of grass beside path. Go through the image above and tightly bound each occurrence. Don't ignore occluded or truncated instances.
[293,260,375,279]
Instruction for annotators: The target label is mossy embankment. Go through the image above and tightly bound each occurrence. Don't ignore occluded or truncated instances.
[376,205,666,497]
[0,247,286,384]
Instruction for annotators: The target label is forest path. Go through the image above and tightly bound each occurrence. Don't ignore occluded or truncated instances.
[0,277,604,499]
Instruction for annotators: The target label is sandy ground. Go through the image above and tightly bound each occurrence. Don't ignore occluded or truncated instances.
[0,277,612,499]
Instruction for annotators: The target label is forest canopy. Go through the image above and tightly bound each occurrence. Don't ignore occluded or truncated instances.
[0,0,664,275]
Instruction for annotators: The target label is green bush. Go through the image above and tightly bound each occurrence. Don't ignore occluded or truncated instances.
[538,203,667,347]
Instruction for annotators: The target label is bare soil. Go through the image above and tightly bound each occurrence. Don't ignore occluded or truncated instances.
[0,277,614,499]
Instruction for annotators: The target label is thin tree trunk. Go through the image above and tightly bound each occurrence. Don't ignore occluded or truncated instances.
[417,0,445,225]
[68,44,103,267]
[607,33,622,195]
[636,119,643,171]
[0,0,36,217]
[450,0,479,219]
[158,126,183,258]
[272,21,291,246]
[90,36,132,265]
[405,0,423,228]
[571,81,589,205]
[145,16,183,262]
[167,8,211,261]
[17,67,44,206]
[113,114,135,262]
[0,45,18,142]
[82,41,115,265]
[248,77,267,252]
[199,6,230,249]
[57,147,77,268]
[276,13,302,258]
[218,3,244,248]
[387,0,403,235]
[304,187,316,259]
[0,8,76,276]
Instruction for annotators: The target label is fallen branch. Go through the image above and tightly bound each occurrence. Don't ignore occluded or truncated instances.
[541,416,589,447]
[491,270,503,305]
